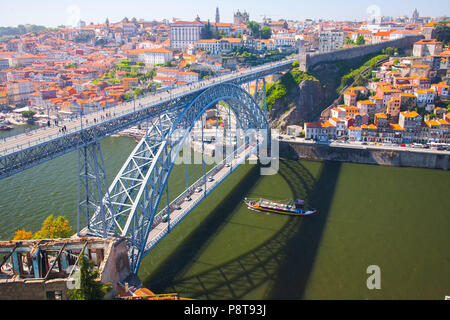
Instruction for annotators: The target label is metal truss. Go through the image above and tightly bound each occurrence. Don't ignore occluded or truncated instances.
[87,83,268,273]
[77,142,111,237]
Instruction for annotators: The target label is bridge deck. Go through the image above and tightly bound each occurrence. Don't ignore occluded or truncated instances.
[143,143,257,254]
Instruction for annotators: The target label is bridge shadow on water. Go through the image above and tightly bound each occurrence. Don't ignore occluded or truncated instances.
[141,158,342,300]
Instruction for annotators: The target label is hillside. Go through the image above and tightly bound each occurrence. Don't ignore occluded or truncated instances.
[267,53,390,131]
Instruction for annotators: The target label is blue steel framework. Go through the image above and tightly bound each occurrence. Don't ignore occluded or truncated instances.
[83,83,269,273]
[0,58,292,274]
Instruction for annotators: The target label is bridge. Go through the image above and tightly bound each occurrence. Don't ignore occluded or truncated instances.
[0,56,297,273]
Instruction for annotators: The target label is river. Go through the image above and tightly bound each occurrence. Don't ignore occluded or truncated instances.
[0,126,449,299]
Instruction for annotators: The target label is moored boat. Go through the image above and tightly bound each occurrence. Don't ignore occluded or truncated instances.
[244,198,317,216]
[0,124,12,131]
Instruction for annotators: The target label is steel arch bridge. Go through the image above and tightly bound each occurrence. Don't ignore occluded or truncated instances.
[79,83,270,273]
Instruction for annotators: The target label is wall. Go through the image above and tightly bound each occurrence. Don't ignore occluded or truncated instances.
[280,141,450,170]
[0,278,69,300]
[299,35,424,71]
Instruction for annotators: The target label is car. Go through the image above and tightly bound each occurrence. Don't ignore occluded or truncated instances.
[207,176,214,182]
[437,146,446,151]
[162,214,169,223]
[361,142,368,145]
[225,163,230,168]
[185,196,192,202]
[195,187,202,193]
[400,144,406,147]
[422,145,430,149]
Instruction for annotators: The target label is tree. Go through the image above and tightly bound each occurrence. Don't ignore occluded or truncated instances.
[346,38,355,45]
[261,26,272,39]
[200,22,214,39]
[68,253,111,300]
[356,35,365,45]
[12,229,33,240]
[21,110,36,119]
[246,21,261,38]
[32,215,72,239]
[434,22,450,44]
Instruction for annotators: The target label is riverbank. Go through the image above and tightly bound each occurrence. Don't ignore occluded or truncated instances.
[280,140,450,170]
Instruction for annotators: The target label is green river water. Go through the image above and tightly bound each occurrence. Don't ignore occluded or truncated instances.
[0,128,449,300]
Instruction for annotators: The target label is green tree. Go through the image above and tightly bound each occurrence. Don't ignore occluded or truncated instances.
[356,35,365,45]
[32,215,72,239]
[261,26,272,39]
[21,110,36,122]
[246,21,261,38]
[200,22,214,39]
[67,253,111,300]
[434,22,450,44]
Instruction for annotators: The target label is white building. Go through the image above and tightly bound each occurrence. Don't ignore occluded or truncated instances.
[319,31,345,53]
[169,21,203,50]
[128,48,173,66]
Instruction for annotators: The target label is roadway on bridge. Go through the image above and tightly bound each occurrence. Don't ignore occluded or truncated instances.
[144,143,256,253]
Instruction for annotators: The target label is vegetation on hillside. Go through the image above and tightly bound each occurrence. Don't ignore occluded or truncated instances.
[336,54,388,92]
[265,61,318,111]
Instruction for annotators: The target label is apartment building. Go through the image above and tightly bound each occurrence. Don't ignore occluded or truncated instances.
[319,30,345,53]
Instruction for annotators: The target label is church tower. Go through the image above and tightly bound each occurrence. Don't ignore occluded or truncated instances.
[215,7,220,24]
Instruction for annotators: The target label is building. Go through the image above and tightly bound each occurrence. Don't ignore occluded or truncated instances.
[169,21,203,50]
[414,88,436,106]
[0,237,131,300]
[412,39,443,57]
[398,111,422,143]
[127,48,173,66]
[233,10,249,25]
[304,121,336,141]
[347,126,362,141]
[319,31,345,53]
[6,80,33,105]
[386,96,402,119]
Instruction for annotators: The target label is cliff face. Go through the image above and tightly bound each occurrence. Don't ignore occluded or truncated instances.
[268,79,326,131]
[267,53,383,131]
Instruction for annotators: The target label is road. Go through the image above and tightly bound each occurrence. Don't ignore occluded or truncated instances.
[279,135,450,155]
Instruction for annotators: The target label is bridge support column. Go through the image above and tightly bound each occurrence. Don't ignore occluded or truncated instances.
[77,142,110,237]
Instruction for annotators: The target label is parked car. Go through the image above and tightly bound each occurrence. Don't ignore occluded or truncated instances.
[400,144,406,147]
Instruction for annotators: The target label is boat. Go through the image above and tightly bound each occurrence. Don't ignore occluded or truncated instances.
[244,198,317,216]
[0,124,12,131]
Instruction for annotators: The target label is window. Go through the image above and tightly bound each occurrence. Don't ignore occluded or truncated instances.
[46,290,63,300]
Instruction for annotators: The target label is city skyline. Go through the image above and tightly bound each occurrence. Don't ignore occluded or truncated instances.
[0,0,449,27]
